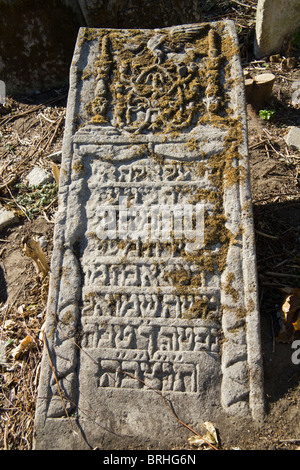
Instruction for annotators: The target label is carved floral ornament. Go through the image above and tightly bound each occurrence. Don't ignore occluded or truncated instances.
[86,24,230,133]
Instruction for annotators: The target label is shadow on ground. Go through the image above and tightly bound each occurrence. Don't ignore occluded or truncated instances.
[254,199,300,406]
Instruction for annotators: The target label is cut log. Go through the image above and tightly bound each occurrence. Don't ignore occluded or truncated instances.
[245,77,254,103]
[250,73,275,109]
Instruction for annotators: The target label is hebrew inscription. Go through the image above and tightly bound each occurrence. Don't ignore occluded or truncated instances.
[34,22,264,450]
[78,134,221,400]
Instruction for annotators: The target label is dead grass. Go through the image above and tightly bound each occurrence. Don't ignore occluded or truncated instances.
[0,93,66,450]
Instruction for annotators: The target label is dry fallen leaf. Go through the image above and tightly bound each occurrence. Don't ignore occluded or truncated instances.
[38,321,45,343]
[0,340,10,367]
[3,319,14,330]
[21,235,49,281]
[277,287,300,343]
[293,316,300,331]
[17,305,25,315]
[11,335,34,359]
[51,162,60,186]
[188,421,219,450]
[282,288,300,329]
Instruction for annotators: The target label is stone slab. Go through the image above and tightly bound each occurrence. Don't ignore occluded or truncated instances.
[254,0,300,58]
[34,22,264,450]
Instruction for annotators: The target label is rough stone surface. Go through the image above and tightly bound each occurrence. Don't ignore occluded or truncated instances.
[25,167,53,187]
[0,205,18,231]
[284,126,300,151]
[34,22,264,450]
[291,81,300,107]
[254,0,300,58]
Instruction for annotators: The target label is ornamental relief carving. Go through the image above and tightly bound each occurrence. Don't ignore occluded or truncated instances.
[86,25,224,133]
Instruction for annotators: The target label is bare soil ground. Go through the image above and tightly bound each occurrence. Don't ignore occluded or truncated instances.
[0,0,300,451]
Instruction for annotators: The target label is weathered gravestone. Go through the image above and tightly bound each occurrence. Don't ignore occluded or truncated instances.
[34,21,264,450]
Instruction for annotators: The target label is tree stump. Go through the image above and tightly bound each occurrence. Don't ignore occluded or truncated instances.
[245,77,254,103]
[250,73,275,109]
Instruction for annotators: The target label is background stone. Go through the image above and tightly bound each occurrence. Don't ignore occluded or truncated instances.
[0,0,207,97]
[284,126,300,151]
[0,0,85,96]
[255,0,300,58]
[78,0,202,29]
[25,167,53,187]
[0,205,19,231]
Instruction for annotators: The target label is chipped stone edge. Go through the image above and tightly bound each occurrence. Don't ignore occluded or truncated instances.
[33,29,86,442]
[222,21,264,421]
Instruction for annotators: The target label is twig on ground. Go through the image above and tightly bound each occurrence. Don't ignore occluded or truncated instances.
[265,272,300,279]
[230,0,256,9]
[0,93,67,128]
[0,112,64,190]
[249,139,268,150]
[256,230,279,240]
[5,184,31,221]
[0,272,29,343]
[46,115,64,149]
[253,192,300,203]
[280,439,300,443]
